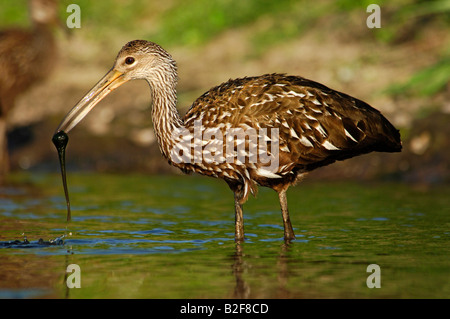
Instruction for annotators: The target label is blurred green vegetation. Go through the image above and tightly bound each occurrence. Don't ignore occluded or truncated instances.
[149,0,299,46]
[388,56,450,97]
[0,2,29,26]
[1,0,448,98]
[373,0,450,97]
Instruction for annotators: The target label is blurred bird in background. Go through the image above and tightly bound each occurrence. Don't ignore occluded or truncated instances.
[0,0,65,182]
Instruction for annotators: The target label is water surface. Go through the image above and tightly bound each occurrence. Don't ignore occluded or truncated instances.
[0,173,448,298]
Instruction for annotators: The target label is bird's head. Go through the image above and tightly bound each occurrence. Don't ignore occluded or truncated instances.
[30,0,59,25]
[113,40,177,82]
[30,0,70,35]
[55,40,176,134]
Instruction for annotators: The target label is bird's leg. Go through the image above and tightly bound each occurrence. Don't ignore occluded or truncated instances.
[278,189,295,241]
[227,181,246,242]
[234,191,245,242]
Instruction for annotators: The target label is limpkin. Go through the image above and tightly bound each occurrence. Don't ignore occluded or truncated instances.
[0,0,62,180]
[55,40,401,241]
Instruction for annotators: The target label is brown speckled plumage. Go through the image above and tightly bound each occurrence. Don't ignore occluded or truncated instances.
[57,40,402,241]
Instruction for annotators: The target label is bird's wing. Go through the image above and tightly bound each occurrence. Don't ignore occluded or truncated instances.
[184,74,399,168]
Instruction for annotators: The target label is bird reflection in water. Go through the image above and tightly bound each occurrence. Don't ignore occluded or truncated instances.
[230,242,294,299]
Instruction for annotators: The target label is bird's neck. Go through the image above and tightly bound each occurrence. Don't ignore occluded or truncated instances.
[31,23,56,56]
[147,74,184,160]
[32,22,54,40]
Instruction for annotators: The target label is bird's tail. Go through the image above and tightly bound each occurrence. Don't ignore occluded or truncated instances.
[371,113,402,153]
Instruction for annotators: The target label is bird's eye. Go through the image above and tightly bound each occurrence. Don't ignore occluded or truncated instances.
[125,57,135,65]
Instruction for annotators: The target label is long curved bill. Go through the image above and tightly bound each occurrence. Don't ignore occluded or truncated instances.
[55,69,128,133]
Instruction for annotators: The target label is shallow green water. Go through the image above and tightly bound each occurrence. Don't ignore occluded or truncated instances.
[0,172,449,298]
